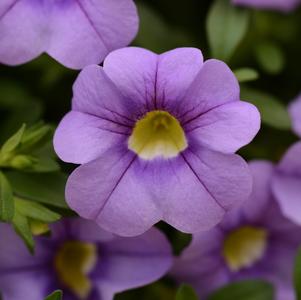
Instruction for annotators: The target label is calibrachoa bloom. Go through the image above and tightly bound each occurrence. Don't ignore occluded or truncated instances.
[272,142,301,225]
[54,47,260,237]
[232,0,300,12]
[289,94,301,137]
[171,161,301,300]
[0,0,138,69]
[0,218,172,300]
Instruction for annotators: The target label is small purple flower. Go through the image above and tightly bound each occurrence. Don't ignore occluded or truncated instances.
[0,218,172,300]
[54,47,260,237]
[289,94,301,138]
[0,0,138,69]
[171,161,301,300]
[232,0,300,11]
[272,141,301,225]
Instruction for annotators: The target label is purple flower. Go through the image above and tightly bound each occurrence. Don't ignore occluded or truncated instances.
[0,218,172,300]
[0,0,138,69]
[54,47,260,237]
[171,161,301,300]
[272,142,301,226]
[289,94,301,138]
[232,0,300,11]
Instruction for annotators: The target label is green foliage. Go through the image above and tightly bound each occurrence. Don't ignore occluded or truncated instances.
[294,247,301,300]
[0,123,67,251]
[0,171,14,222]
[254,41,285,75]
[241,87,291,130]
[6,171,68,208]
[207,280,274,300]
[206,0,250,61]
[176,285,198,300]
[234,68,259,83]
[44,290,63,300]
[135,3,193,53]
[12,208,35,252]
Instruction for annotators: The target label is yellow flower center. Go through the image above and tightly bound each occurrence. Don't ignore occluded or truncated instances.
[128,110,188,160]
[223,226,268,272]
[54,241,97,299]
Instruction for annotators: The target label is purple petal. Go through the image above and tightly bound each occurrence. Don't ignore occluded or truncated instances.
[156,48,204,109]
[103,47,158,113]
[277,142,301,175]
[0,0,138,69]
[148,148,252,233]
[289,94,301,138]
[50,218,115,243]
[0,271,50,300]
[47,0,138,69]
[54,111,128,164]
[66,149,161,237]
[95,228,172,295]
[241,160,274,221]
[0,0,46,65]
[232,0,300,12]
[103,47,203,112]
[72,65,134,120]
[0,224,51,272]
[185,101,260,153]
[272,174,301,225]
[176,59,240,121]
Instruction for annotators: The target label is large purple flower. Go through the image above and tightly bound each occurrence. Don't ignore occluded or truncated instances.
[272,142,301,226]
[0,218,172,300]
[0,0,138,69]
[232,0,300,11]
[54,47,260,237]
[171,161,301,300]
[289,94,301,138]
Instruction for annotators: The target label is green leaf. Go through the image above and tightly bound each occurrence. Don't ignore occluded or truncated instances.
[241,87,291,130]
[44,290,63,300]
[1,124,26,154]
[20,123,53,154]
[15,198,61,223]
[6,171,68,208]
[206,0,250,61]
[0,171,14,221]
[234,68,259,83]
[135,3,193,53]
[294,247,301,300]
[12,208,35,253]
[254,41,285,74]
[176,284,198,300]
[208,280,274,300]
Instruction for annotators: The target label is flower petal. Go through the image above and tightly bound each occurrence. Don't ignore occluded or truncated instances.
[0,0,46,65]
[0,224,51,272]
[50,218,115,243]
[48,0,138,69]
[185,101,260,153]
[54,111,128,164]
[103,47,204,113]
[156,48,204,109]
[148,148,252,233]
[240,160,274,221]
[232,0,300,12]
[66,149,161,237]
[272,174,301,225]
[72,65,135,123]
[0,271,50,300]
[277,141,301,175]
[289,95,301,138]
[94,228,172,295]
[177,59,240,122]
